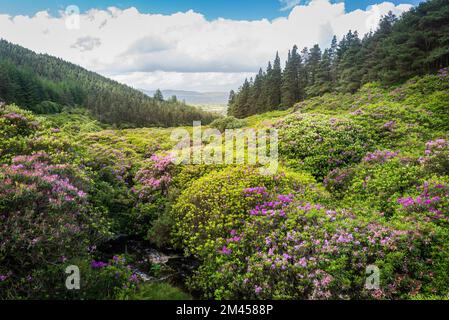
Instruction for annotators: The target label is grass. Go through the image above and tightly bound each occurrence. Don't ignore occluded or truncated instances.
[129,282,192,300]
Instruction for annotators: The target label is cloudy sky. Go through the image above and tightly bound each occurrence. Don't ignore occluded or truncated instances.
[0,0,423,92]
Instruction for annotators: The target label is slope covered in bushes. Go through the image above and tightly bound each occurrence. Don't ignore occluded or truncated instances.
[1,71,449,300]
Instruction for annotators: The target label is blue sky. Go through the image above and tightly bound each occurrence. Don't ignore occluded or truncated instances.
[0,0,423,20]
[0,0,423,92]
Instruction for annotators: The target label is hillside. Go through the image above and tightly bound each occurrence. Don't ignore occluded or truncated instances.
[229,0,449,118]
[1,71,449,299]
[143,89,229,115]
[0,39,218,127]
[143,89,229,105]
[1,0,449,302]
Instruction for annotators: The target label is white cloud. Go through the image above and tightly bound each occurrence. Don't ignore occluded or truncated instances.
[71,36,101,51]
[0,1,413,92]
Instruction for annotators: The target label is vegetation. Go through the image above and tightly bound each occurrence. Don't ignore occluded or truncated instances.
[1,0,449,301]
[0,40,218,127]
[229,0,449,117]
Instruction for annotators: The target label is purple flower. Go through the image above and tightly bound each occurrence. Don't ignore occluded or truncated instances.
[298,257,307,267]
[220,246,232,255]
[254,285,262,294]
[91,260,108,269]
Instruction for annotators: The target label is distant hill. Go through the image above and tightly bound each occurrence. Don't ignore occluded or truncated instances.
[143,89,229,105]
[0,39,217,127]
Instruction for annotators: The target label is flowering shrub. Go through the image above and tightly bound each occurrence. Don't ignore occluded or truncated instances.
[323,167,354,197]
[398,181,449,223]
[85,144,135,184]
[382,120,397,132]
[77,255,143,299]
[343,156,421,214]
[120,153,177,238]
[0,255,143,299]
[438,68,448,82]
[188,192,446,300]
[420,139,449,175]
[172,166,319,256]
[0,152,108,297]
[0,108,39,138]
[0,106,40,162]
[134,154,175,199]
[276,113,370,179]
[363,150,399,164]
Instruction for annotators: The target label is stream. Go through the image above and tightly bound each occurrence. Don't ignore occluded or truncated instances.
[98,235,199,292]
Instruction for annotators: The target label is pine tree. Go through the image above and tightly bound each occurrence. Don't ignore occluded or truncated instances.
[329,35,339,85]
[281,47,301,107]
[153,89,164,102]
[267,52,282,110]
[337,31,363,93]
[235,78,251,118]
[251,68,264,113]
[308,49,332,96]
[307,45,322,87]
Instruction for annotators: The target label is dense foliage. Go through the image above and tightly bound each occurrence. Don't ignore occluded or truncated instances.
[169,73,449,300]
[1,0,449,301]
[276,114,371,179]
[186,191,448,299]
[0,40,218,127]
[1,71,449,300]
[229,0,449,117]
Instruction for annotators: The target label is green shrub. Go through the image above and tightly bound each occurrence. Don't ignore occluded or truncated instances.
[172,165,320,256]
[276,113,370,180]
[343,152,421,214]
[210,116,247,132]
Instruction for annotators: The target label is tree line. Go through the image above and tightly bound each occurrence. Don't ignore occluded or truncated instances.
[0,40,217,127]
[229,0,449,118]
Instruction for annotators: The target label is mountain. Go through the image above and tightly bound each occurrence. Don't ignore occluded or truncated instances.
[143,90,229,105]
[0,39,217,127]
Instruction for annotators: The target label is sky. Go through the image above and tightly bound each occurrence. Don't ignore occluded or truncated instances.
[0,0,424,93]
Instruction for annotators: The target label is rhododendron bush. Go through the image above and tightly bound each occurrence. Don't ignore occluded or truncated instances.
[0,152,111,297]
[420,139,449,175]
[1,72,449,300]
[341,151,421,214]
[172,166,321,256]
[187,191,449,300]
[398,181,449,223]
[276,114,370,180]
